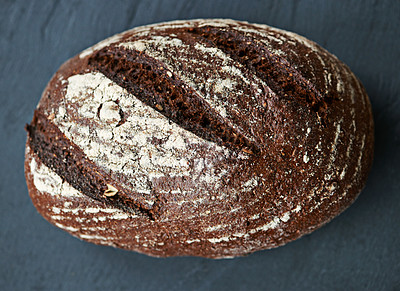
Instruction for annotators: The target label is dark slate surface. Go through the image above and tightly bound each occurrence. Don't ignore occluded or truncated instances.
[1,0,399,290]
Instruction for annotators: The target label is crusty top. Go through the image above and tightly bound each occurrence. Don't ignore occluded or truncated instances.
[26,19,374,257]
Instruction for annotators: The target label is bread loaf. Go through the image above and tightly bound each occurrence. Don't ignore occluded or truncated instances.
[25,19,374,258]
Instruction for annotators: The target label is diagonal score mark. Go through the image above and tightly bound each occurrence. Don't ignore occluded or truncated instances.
[88,45,261,155]
[25,110,157,220]
[186,25,333,123]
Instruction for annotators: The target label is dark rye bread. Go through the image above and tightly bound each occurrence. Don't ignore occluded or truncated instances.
[24,19,374,258]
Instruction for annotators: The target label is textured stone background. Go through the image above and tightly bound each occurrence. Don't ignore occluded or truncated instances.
[1,0,399,290]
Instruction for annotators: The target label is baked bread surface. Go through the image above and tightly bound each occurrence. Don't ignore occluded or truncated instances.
[25,19,374,258]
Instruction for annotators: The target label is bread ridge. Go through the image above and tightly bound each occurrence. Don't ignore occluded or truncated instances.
[25,19,374,258]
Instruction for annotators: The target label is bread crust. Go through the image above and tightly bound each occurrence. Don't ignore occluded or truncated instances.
[25,19,374,258]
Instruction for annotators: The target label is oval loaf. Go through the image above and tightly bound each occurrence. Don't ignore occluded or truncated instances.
[25,19,374,258]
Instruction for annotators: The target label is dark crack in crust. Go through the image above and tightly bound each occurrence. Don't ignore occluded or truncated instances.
[88,45,260,155]
[185,25,335,123]
[25,110,157,219]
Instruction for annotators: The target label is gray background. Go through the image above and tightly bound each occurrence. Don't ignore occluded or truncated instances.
[1,0,399,290]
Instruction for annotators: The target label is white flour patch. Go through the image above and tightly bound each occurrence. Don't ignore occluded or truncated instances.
[208,236,231,243]
[250,214,260,220]
[248,217,281,234]
[207,207,297,244]
[280,212,291,222]
[303,152,310,163]
[54,223,79,232]
[78,234,110,241]
[30,153,81,198]
[241,176,259,191]
[204,224,228,232]
[293,204,302,213]
[55,72,232,203]
[85,208,100,214]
